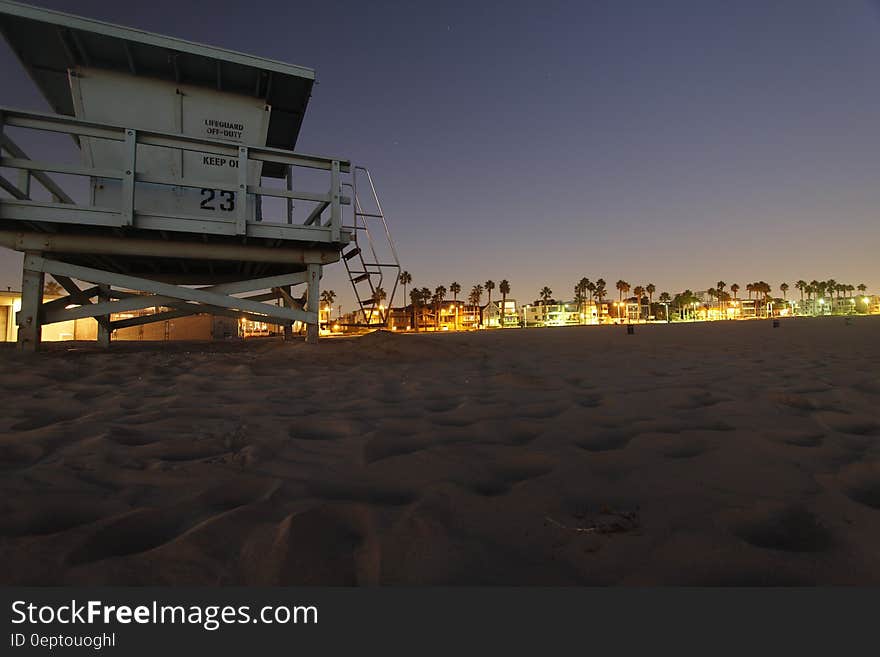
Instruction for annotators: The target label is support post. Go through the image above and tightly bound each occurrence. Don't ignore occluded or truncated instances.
[96,283,111,348]
[306,263,320,344]
[285,165,294,225]
[283,285,293,341]
[16,252,44,352]
[329,160,341,243]
[122,129,137,226]
[236,146,248,235]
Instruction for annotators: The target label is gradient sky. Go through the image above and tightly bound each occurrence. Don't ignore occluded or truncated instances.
[2,0,879,309]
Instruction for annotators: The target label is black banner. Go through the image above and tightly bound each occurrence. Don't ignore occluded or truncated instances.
[1,587,874,654]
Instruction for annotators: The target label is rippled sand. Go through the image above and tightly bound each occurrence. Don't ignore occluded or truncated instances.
[1,316,879,585]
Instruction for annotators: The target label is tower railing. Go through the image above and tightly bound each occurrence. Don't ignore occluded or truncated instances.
[0,106,352,244]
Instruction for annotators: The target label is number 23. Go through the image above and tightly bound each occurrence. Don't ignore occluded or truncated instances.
[200,189,235,211]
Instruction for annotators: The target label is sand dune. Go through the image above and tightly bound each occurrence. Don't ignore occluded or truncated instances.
[1,316,879,585]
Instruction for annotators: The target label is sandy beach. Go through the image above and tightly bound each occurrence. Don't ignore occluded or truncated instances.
[1,316,878,585]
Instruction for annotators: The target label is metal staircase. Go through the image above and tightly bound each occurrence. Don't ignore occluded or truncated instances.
[341,166,401,327]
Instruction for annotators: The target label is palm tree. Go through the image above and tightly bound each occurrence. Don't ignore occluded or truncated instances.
[418,287,432,329]
[616,280,630,302]
[320,290,337,323]
[646,283,656,313]
[728,283,739,317]
[808,280,820,315]
[825,278,837,312]
[780,282,789,300]
[470,284,483,327]
[659,291,671,320]
[484,280,495,318]
[594,279,607,320]
[574,282,587,325]
[795,280,806,311]
[633,285,645,320]
[398,271,412,310]
[409,288,422,331]
[716,281,726,318]
[674,289,699,321]
[758,281,773,317]
[449,281,462,330]
[857,283,867,293]
[539,286,553,325]
[434,285,447,329]
[576,278,590,323]
[499,279,511,326]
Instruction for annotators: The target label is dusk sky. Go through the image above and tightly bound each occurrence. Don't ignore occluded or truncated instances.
[2,0,879,309]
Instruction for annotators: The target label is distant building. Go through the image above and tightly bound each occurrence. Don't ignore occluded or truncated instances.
[483,299,520,328]
[1,289,239,342]
[522,302,576,327]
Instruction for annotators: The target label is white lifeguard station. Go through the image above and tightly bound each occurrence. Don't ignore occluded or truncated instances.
[0,0,400,350]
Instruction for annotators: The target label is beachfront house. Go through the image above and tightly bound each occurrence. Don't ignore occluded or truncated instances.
[482,299,520,328]
[522,301,577,327]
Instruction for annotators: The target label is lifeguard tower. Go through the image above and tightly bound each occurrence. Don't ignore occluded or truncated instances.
[0,0,400,350]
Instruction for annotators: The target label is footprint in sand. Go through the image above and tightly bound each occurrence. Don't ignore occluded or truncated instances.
[576,428,637,452]
[660,437,713,459]
[364,430,432,463]
[838,462,880,510]
[770,393,824,413]
[102,427,159,447]
[573,392,603,408]
[66,508,193,566]
[763,430,825,448]
[681,391,729,409]
[249,504,379,585]
[307,477,417,506]
[731,505,834,553]
[515,401,569,420]
[832,420,880,436]
[0,499,120,538]
[462,453,556,497]
[423,398,461,413]
[289,418,370,441]
[0,442,45,469]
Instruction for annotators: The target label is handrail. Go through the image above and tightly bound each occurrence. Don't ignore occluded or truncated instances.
[0,105,351,241]
[0,106,350,171]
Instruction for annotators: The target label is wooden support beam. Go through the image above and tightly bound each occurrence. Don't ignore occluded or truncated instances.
[16,252,43,352]
[97,284,111,347]
[41,284,100,313]
[330,160,341,242]
[28,256,317,325]
[304,200,329,226]
[306,263,320,344]
[282,285,294,341]
[0,173,29,200]
[42,270,310,323]
[0,134,75,204]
